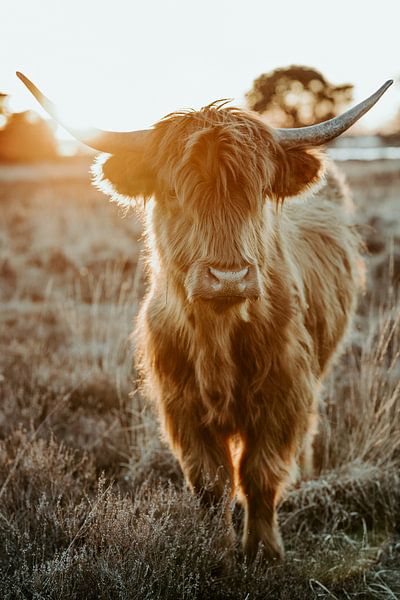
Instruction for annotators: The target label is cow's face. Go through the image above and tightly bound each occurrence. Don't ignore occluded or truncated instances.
[95,106,324,311]
[16,75,392,309]
[17,74,391,310]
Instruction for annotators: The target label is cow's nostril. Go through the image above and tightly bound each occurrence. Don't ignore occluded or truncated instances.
[209,267,249,282]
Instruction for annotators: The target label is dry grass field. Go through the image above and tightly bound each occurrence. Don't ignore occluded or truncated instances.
[0,156,399,599]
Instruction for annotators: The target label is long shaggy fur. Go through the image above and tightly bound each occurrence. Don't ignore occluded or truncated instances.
[93,102,362,560]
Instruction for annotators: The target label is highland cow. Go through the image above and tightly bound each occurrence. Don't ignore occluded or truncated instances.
[17,73,392,559]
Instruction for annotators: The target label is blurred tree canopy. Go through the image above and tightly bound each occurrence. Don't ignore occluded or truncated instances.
[0,94,58,162]
[246,65,353,128]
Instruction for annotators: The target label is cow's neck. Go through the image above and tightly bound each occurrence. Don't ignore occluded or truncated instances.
[186,303,239,425]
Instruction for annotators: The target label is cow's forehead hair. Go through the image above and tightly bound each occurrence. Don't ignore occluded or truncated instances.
[148,101,278,201]
[152,100,276,152]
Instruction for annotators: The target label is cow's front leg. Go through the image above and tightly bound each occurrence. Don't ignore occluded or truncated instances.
[239,437,288,560]
[239,384,315,560]
[160,399,235,537]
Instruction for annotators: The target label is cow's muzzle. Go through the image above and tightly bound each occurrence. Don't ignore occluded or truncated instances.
[186,263,261,306]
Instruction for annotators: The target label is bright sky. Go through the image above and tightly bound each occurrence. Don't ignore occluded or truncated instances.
[1,0,399,137]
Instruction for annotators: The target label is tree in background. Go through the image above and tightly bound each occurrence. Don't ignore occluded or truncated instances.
[0,94,58,162]
[246,65,353,128]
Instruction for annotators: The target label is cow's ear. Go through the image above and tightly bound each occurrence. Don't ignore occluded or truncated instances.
[270,146,325,201]
[92,152,155,205]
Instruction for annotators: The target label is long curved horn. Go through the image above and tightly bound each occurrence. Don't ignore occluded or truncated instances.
[16,72,150,154]
[276,80,393,148]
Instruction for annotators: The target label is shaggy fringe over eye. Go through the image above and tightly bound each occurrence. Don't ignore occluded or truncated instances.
[148,104,326,208]
[148,103,281,210]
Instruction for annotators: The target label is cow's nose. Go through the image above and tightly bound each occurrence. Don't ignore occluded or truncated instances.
[203,263,261,301]
[208,266,249,292]
[185,262,261,304]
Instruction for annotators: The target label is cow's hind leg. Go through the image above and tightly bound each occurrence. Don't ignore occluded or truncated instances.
[298,388,320,479]
[298,419,317,480]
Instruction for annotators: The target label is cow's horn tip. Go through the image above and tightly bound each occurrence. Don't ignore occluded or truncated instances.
[16,71,31,86]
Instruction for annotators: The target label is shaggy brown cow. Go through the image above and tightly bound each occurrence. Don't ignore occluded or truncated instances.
[18,73,392,560]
